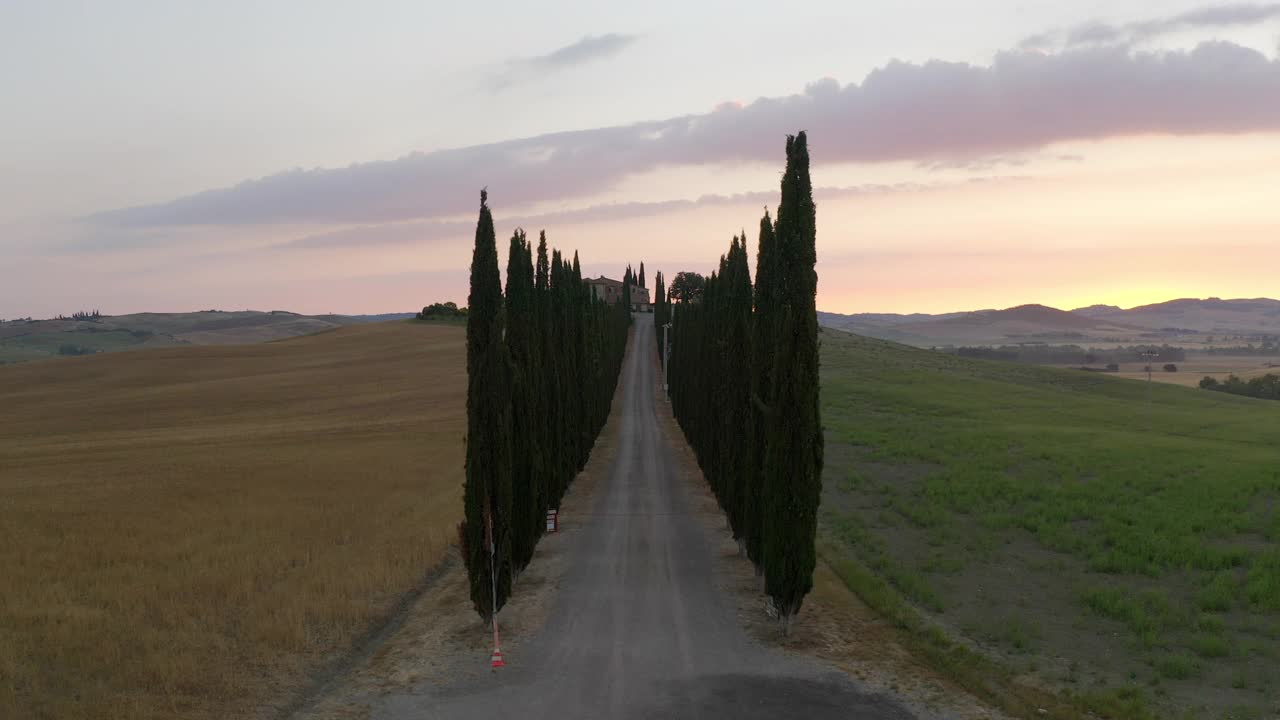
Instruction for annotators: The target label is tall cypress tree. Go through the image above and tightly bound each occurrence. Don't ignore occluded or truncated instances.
[463,189,513,623]
[654,271,667,365]
[534,232,556,516]
[723,236,753,551]
[638,262,646,290]
[762,132,822,634]
[571,252,591,469]
[549,250,573,499]
[505,228,542,577]
[745,210,776,574]
[622,266,633,314]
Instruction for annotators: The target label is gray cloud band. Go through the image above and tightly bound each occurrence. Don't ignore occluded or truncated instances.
[489,33,638,90]
[1024,2,1280,49]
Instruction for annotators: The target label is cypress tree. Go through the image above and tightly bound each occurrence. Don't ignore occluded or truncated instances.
[505,228,542,577]
[535,232,556,516]
[723,235,753,551]
[571,252,591,470]
[549,250,572,499]
[654,271,667,365]
[763,132,823,634]
[745,210,776,573]
[622,266,633,314]
[638,262,646,290]
[463,189,513,623]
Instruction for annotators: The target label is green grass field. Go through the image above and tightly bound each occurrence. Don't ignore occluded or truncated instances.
[819,329,1280,719]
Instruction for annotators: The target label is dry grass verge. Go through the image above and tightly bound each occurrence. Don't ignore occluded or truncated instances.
[0,322,465,720]
[292,327,633,719]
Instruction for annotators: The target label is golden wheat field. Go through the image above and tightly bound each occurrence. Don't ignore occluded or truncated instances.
[1112,355,1279,387]
[0,321,466,720]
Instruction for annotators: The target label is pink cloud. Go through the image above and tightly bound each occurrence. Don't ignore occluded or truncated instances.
[90,41,1280,231]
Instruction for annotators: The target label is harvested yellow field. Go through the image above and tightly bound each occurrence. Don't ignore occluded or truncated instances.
[1111,355,1279,387]
[0,321,465,720]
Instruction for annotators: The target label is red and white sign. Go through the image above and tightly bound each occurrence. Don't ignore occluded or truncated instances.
[546,509,559,532]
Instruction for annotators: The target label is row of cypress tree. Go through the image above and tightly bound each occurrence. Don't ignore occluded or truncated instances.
[666,132,823,634]
[463,189,632,623]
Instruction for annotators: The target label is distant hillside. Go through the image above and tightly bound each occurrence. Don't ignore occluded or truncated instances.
[819,297,1280,347]
[343,313,417,323]
[820,304,1144,346]
[816,310,972,339]
[0,310,413,364]
[1071,297,1280,334]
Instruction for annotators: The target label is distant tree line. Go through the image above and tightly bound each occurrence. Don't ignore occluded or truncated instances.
[461,190,632,625]
[1203,338,1280,356]
[1200,374,1280,401]
[666,132,822,634]
[946,343,1187,365]
[416,302,467,320]
[55,310,103,321]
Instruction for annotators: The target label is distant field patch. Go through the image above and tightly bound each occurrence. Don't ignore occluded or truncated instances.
[0,311,359,363]
[819,330,1280,718]
[0,322,465,720]
[1098,355,1278,388]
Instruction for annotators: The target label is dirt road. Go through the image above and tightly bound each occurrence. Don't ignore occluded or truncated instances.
[376,315,915,719]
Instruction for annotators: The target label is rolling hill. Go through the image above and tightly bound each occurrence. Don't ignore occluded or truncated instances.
[0,310,414,364]
[891,303,1142,344]
[1072,297,1280,334]
[819,297,1280,347]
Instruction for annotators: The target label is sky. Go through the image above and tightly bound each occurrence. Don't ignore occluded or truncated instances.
[3,1,1280,317]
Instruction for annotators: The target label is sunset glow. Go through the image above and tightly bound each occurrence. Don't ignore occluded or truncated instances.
[4,2,1280,318]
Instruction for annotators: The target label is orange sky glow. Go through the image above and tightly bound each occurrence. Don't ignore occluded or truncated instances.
[12,132,1276,319]
[6,6,1280,319]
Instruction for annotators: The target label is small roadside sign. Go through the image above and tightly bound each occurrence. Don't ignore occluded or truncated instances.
[546,509,559,533]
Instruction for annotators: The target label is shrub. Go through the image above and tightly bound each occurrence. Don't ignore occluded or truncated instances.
[1201,373,1280,401]
[1081,587,1174,645]
[1196,572,1236,612]
[1245,551,1280,611]
[57,344,97,356]
[1189,634,1230,658]
[416,302,467,320]
[1155,653,1197,680]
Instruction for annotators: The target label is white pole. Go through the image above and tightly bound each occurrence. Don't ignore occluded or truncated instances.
[486,503,500,660]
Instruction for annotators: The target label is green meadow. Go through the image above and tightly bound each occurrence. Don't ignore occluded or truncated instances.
[819,329,1280,719]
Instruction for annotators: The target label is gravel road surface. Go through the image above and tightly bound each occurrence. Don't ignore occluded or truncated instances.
[377,315,916,719]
